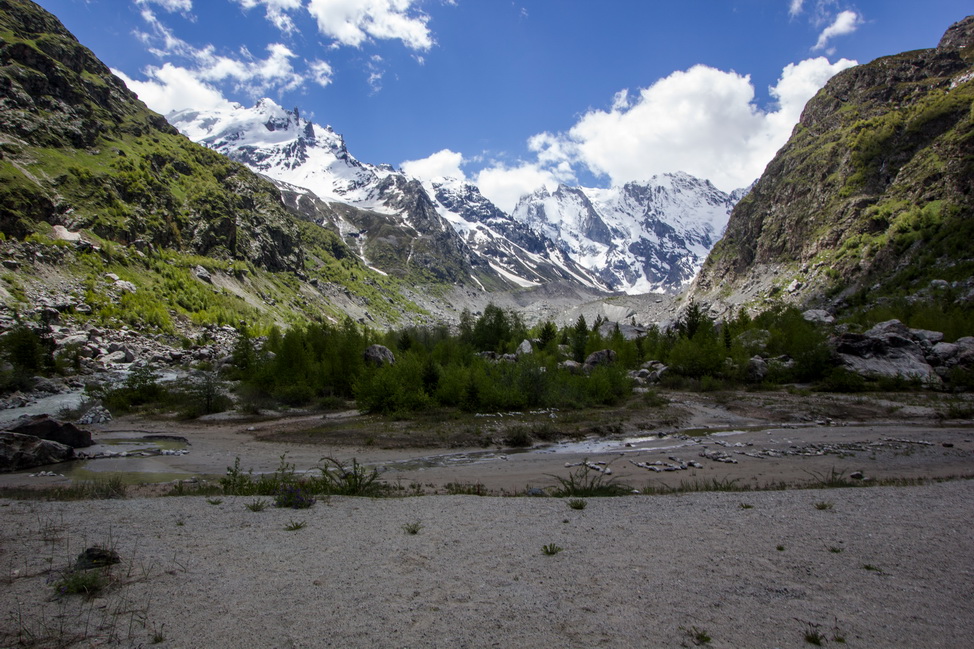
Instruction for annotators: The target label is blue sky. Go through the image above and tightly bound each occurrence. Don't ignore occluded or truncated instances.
[35,0,972,210]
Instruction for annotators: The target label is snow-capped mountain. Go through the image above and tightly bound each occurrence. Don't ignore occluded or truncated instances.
[168,99,605,290]
[512,174,740,294]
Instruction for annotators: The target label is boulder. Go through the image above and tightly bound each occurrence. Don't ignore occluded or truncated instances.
[745,356,769,382]
[0,432,74,472]
[78,405,113,425]
[583,349,617,372]
[559,360,583,374]
[802,309,834,324]
[516,339,533,357]
[363,344,396,367]
[833,320,941,385]
[194,265,212,283]
[9,414,93,448]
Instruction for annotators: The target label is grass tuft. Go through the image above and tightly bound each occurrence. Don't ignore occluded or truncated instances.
[541,543,563,556]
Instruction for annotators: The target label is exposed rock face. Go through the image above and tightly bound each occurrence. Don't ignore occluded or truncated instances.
[692,15,974,315]
[583,349,617,372]
[9,414,93,448]
[832,320,952,385]
[0,431,73,472]
[363,344,396,367]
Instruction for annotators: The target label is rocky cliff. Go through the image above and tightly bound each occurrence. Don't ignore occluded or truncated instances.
[692,16,974,315]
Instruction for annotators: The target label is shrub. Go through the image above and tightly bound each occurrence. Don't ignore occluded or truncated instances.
[274,484,316,509]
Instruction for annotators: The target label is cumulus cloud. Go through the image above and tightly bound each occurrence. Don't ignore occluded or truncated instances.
[309,59,334,86]
[231,0,303,33]
[474,163,572,213]
[468,57,856,208]
[306,0,433,50]
[813,10,862,51]
[114,64,233,114]
[401,149,466,181]
[788,0,804,17]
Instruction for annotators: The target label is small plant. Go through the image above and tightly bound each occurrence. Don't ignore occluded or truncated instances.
[54,569,107,597]
[567,498,587,510]
[541,543,563,556]
[814,501,834,510]
[245,498,269,512]
[284,520,307,531]
[682,625,712,646]
[777,544,786,552]
[206,497,223,505]
[401,521,423,535]
[826,545,844,553]
[861,563,883,573]
[549,463,630,497]
[274,484,316,509]
[150,624,166,644]
[316,457,384,496]
[803,624,826,646]
[739,502,754,509]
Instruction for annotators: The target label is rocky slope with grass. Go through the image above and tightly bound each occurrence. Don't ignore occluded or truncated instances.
[691,15,974,317]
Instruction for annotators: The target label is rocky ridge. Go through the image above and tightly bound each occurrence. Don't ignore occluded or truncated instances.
[691,15,974,316]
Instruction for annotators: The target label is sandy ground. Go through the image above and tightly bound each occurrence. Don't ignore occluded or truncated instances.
[1,483,973,648]
[1,390,973,647]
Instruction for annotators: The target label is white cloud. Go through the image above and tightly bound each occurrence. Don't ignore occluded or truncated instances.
[114,64,233,114]
[306,0,433,50]
[474,161,574,213]
[788,0,804,17]
[309,59,334,86]
[195,43,305,93]
[135,0,192,12]
[813,10,862,51]
[466,57,856,207]
[401,149,466,181]
[231,0,303,33]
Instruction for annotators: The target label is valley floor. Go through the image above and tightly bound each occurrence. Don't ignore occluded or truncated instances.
[1,390,972,648]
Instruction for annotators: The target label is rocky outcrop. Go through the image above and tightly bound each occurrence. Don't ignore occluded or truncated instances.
[0,431,73,472]
[9,414,92,448]
[832,319,963,385]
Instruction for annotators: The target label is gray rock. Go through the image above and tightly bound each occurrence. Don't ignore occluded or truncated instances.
[9,414,93,448]
[0,432,74,472]
[583,349,617,371]
[802,309,834,324]
[114,280,137,293]
[516,339,533,357]
[194,265,212,283]
[745,356,769,382]
[559,360,583,374]
[78,405,113,425]
[363,344,396,367]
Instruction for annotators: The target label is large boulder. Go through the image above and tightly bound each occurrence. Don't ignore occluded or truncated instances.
[584,349,617,372]
[363,344,396,367]
[833,319,941,386]
[0,432,74,472]
[9,414,93,448]
[745,356,769,383]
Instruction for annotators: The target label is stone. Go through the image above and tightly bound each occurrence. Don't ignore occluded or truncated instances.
[802,309,834,324]
[51,225,82,242]
[0,432,74,472]
[194,265,212,283]
[78,405,113,425]
[363,344,396,367]
[558,360,583,374]
[516,339,533,357]
[30,376,59,393]
[74,547,121,571]
[9,414,93,448]
[583,349,617,371]
[114,280,137,293]
[745,356,769,382]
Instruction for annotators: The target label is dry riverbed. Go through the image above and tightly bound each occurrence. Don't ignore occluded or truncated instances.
[1,389,973,647]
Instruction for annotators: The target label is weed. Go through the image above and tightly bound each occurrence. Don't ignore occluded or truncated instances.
[150,624,166,644]
[284,520,307,531]
[549,463,630,497]
[567,498,587,510]
[541,543,563,556]
[54,569,107,598]
[444,482,489,496]
[826,545,844,553]
[316,457,385,496]
[206,497,223,505]
[681,625,712,646]
[806,467,854,488]
[739,502,754,509]
[777,545,786,552]
[814,501,834,510]
[803,625,826,646]
[245,498,268,512]
[861,563,883,573]
[401,521,423,535]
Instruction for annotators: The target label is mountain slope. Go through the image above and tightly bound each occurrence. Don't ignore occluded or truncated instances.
[691,15,974,314]
[512,173,738,294]
[0,0,304,271]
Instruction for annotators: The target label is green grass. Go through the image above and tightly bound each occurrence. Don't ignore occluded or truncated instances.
[401,521,423,535]
[549,464,631,498]
[567,498,587,510]
[541,543,563,556]
[283,520,307,531]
